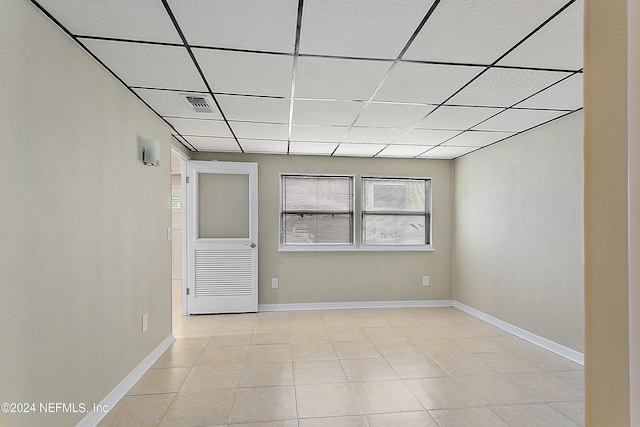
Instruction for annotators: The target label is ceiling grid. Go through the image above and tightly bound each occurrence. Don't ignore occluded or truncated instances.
[31,0,583,159]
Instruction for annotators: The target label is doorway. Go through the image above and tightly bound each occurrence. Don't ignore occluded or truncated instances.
[171,150,188,335]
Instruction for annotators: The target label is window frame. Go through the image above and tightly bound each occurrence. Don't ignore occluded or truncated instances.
[360,175,433,251]
[279,173,356,251]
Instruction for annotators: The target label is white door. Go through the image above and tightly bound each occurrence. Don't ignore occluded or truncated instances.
[186,161,258,314]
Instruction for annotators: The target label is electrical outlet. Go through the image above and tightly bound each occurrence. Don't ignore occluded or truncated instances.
[271,278,279,289]
[422,276,430,286]
[142,314,148,333]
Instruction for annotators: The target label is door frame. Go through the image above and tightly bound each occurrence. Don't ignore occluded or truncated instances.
[170,146,189,316]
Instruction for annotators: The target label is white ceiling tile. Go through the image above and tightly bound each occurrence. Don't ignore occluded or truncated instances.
[295,57,393,100]
[165,118,232,137]
[184,136,241,152]
[37,0,181,43]
[516,74,583,110]
[376,145,434,158]
[418,146,477,159]
[416,106,503,130]
[355,103,435,128]
[134,89,222,119]
[299,0,435,59]
[239,139,289,154]
[290,125,349,142]
[394,129,461,145]
[447,68,571,107]
[473,109,567,132]
[333,143,387,157]
[289,141,339,155]
[374,62,483,104]
[343,127,407,143]
[81,39,207,91]
[497,0,583,70]
[216,95,291,123]
[403,0,568,64]
[292,99,364,126]
[194,49,293,97]
[229,122,289,140]
[443,131,515,147]
[168,0,298,53]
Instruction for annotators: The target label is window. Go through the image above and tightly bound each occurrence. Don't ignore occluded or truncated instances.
[280,174,354,248]
[362,177,431,247]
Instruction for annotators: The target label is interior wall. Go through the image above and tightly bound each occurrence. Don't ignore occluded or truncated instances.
[584,0,630,425]
[192,152,454,304]
[453,111,585,352]
[0,2,172,426]
[629,0,640,423]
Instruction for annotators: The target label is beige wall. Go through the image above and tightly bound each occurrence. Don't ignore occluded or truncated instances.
[453,112,585,352]
[629,0,640,423]
[193,152,454,304]
[0,2,172,426]
[584,0,630,425]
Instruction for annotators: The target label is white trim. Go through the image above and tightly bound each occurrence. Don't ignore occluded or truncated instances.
[259,300,453,312]
[453,301,584,365]
[76,334,175,427]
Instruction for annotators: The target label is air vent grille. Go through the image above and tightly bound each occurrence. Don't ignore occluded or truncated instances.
[181,94,213,113]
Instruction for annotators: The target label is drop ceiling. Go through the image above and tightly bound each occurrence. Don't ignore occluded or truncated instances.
[33,0,583,159]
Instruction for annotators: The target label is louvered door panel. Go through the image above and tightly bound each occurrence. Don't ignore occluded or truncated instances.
[195,250,254,297]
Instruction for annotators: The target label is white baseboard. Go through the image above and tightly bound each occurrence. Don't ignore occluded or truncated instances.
[453,301,584,365]
[76,334,175,427]
[258,300,454,312]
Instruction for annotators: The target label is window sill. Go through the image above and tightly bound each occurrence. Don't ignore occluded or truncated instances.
[278,245,433,252]
[279,244,356,252]
[360,245,433,252]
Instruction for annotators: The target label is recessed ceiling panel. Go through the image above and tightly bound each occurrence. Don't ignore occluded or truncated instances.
[516,74,583,110]
[403,0,567,64]
[295,57,393,100]
[229,122,289,140]
[299,0,435,59]
[497,0,583,70]
[134,89,222,119]
[168,0,298,53]
[443,131,515,147]
[376,145,435,158]
[394,129,461,145]
[373,62,483,104]
[81,39,207,91]
[473,109,567,132]
[292,100,364,126]
[416,105,503,130]
[447,68,571,107]
[216,95,291,123]
[418,146,477,159]
[290,125,349,142]
[239,139,289,154]
[333,143,387,157]
[37,0,181,43]
[183,136,241,152]
[165,118,232,137]
[289,141,339,155]
[355,103,435,128]
[343,127,407,144]
[194,49,293,97]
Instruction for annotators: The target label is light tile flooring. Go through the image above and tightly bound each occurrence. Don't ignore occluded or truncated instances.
[100,283,584,427]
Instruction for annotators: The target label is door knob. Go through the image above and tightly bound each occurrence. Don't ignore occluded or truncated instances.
[246,243,257,248]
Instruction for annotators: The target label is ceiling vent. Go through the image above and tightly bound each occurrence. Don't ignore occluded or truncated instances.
[181,94,213,113]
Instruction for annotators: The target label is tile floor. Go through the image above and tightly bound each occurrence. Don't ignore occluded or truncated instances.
[99,286,584,427]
